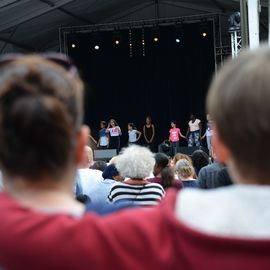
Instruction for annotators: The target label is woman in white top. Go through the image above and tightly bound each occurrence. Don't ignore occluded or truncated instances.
[128,123,142,145]
[186,114,202,147]
[106,119,122,153]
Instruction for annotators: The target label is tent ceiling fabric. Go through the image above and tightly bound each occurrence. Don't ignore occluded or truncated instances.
[0,0,268,53]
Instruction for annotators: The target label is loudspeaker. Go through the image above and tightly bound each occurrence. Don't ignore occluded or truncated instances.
[94,149,117,161]
[178,146,209,156]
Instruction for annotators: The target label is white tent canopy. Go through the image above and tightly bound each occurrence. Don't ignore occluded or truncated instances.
[0,0,268,53]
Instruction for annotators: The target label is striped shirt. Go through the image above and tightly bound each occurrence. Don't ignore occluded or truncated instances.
[108,182,165,206]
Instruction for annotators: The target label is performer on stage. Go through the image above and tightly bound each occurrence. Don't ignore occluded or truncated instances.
[128,123,142,145]
[169,121,186,156]
[97,121,109,149]
[106,119,121,153]
[201,114,213,156]
[186,114,202,147]
[143,116,155,152]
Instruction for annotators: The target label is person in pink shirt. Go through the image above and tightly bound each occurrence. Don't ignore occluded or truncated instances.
[169,121,186,156]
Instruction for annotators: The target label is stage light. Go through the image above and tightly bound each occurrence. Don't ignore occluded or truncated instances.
[71,43,76,48]
[228,12,241,33]
[174,23,184,44]
[199,21,209,39]
[113,30,122,46]
[151,26,160,44]
[90,31,101,51]
[94,45,100,50]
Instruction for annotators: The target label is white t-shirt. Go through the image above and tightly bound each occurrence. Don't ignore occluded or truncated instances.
[128,130,137,143]
[109,127,120,137]
[77,169,103,197]
[100,136,108,146]
[189,119,201,132]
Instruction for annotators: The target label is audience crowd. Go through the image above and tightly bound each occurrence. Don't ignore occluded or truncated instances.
[1,47,270,269]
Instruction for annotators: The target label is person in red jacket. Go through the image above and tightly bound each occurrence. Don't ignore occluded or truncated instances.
[2,48,270,270]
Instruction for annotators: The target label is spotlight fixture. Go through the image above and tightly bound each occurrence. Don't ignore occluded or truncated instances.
[228,12,241,33]
[152,26,160,43]
[90,31,101,51]
[113,31,122,46]
[174,23,184,44]
[199,21,209,38]
[71,43,76,48]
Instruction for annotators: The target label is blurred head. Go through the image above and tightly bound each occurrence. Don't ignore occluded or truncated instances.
[175,159,195,180]
[171,121,177,128]
[153,153,170,176]
[154,153,175,189]
[172,153,193,168]
[146,116,152,124]
[109,119,117,127]
[116,145,155,179]
[190,114,195,121]
[100,121,106,128]
[90,160,107,172]
[102,164,123,181]
[78,146,93,169]
[206,114,211,122]
[207,47,270,184]
[191,150,209,175]
[128,123,135,131]
[0,54,87,184]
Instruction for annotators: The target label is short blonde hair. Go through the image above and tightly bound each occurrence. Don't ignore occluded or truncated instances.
[116,145,155,179]
[175,159,194,179]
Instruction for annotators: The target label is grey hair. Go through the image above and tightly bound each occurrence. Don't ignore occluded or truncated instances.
[175,159,194,179]
[116,145,155,179]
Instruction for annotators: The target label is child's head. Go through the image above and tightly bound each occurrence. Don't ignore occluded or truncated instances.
[100,121,106,128]
[190,114,195,121]
[128,123,135,130]
[171,121,177,128]
[146,116,152,124]
[207,46,270,184]
[109,119,117,127]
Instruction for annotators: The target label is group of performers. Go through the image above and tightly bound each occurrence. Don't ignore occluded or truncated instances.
[90,114,213,155]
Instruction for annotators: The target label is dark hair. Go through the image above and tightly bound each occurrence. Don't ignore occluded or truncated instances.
[90,161,107,172]
[102,164,120,179]
[207,47,270,183]
[76,194,91,204]
[154,153,175,189]
[0,55,83,180]
[128,123,136,129]
[100,121,106,127]
[171,121,177,126]
[191,150,209,175]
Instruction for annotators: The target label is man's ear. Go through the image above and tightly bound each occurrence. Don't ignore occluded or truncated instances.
[75,125,90,165]
[212,127,231,164]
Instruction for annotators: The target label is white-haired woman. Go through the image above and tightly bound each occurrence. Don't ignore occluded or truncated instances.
[108,145,165,206]
[175,159,198,188]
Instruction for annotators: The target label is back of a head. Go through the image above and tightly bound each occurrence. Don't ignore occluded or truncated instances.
[116,145,155,179]
[175,159,194,179]
[154,153,175,188]
[191,150,209,174]
[207,47,270,183]
[79,146,93,169]
[0,55,83,180]
[102,164,119,180]
[90,161,107,172]
[173,153,193,166]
